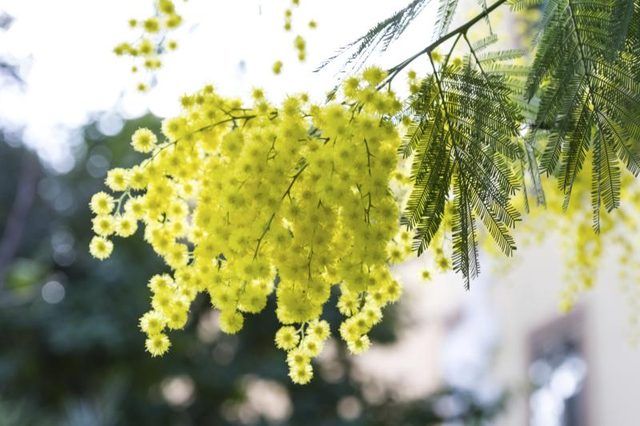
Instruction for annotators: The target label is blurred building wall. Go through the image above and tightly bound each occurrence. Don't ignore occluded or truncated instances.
[490,237,640,426]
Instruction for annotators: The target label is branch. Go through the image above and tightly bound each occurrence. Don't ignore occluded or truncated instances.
[253,213,276,260]
[253,163,309,259]
[380,0,508,86]
[143,114,256,167]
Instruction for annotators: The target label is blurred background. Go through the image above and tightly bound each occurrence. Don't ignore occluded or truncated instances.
[1,1,639,425]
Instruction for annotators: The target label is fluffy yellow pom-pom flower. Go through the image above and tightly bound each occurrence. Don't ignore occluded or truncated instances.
[289,363,313,385]
[145,333,171,356]
[275,326,300,350]
[92,215,115,236]
[307,319,330,341]
[139,311,167,335]
[143,18,160,33]
[89,236,113,260]
[116,214,138,237]
[347,335,371,354]
[272,60,283,75]
[131,128,157,153]
[89,192,115,215]
[105,168,129,192]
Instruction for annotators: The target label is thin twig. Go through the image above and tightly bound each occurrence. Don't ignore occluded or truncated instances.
[378,0,508,87]
[253,163,309,259]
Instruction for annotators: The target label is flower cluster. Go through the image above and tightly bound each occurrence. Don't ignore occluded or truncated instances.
[113,0,182,91]
[89,68,408,383]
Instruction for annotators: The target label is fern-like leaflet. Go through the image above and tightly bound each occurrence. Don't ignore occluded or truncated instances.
[528,0,640,230]
[402,56,523,288]
[316,0,431,75]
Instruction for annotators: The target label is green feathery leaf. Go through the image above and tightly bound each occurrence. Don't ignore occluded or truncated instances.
[403,58,523,288]
[508,0,545,11]
[316,0,431,74]
[434,0,460,38]
[528,0,640,230]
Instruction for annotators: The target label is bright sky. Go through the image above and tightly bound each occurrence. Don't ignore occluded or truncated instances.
[0,0,434,172]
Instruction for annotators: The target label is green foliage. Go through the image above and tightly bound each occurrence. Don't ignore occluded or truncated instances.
[519,132,548,211]
[402,60,522,288]
[357,0,640,287]
[434,0,460,38]
[528,0,640,229]
[508,0,544,12]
